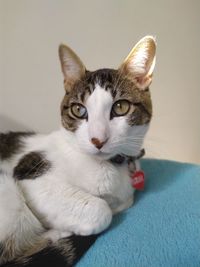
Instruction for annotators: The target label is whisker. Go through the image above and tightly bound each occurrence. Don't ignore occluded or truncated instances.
[22,159,47,178]
[111,136,145,143]
[110,139,143,145]
[113,66,125,92]
[33,161,46,178]
[112,62,131,93]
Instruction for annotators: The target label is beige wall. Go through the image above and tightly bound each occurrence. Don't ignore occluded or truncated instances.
[0,0,200,164]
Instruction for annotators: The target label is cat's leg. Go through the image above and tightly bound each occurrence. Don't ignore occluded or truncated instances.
[20,181,112,238]
[70,194,112,236]
[0,173,46,263]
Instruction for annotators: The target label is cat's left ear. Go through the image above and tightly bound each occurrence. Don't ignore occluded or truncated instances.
[119,36,156,90]
[59,44,86,91]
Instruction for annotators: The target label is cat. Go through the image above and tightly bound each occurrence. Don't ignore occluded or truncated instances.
[0,35,156,267]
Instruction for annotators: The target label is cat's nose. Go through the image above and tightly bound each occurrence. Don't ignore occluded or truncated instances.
[91,137,108,150]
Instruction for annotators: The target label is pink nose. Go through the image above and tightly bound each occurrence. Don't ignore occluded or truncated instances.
[91,137,108,150]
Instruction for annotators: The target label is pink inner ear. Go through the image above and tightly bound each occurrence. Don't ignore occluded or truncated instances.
[136,76,148,84]
[135,74,152,90]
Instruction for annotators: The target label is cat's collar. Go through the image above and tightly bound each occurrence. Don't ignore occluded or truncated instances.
[109,149,145,165]
[110,149,145,191]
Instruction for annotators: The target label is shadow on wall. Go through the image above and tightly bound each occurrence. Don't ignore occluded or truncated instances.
[0,114,31,132]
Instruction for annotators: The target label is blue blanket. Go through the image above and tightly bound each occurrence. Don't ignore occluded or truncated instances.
[76,159,200,267]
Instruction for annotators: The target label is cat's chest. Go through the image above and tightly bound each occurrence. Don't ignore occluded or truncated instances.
[57,154,132,198]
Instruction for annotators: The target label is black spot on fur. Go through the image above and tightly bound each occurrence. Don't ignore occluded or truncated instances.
[0,246,68,267]
[1,235,98,267]
[13,152,51,180]
[0,132,35,160]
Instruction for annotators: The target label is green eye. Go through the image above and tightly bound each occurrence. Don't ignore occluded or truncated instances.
[112,100,131,117]
[71,103,87,119]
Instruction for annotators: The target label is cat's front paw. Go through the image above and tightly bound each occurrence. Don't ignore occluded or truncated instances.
[74,198,112,236]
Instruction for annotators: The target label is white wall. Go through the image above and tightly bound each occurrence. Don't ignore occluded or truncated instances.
[0,0,200,164]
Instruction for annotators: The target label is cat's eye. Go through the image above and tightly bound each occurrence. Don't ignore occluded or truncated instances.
[71,103,87,119]
[111,100,131,117]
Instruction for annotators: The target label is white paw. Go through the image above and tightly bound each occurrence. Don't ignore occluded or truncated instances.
[74,199,112,236]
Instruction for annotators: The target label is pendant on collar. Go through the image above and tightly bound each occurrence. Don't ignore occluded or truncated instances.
[109,149,145,190]
[128,149,145,191]
[131,170,145,190]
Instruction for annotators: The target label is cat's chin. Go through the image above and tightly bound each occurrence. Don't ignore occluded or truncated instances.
[94,151,114,160]
[83,150,114,161]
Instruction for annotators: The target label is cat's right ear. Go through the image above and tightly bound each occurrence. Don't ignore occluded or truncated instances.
[119,36,156,90]
[59,44,86,91]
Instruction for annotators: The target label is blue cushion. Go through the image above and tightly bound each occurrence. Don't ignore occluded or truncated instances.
[76,159,200,267]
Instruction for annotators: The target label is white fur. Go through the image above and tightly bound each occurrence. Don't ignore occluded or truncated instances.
[129,49,148,76]
[18,128,132,236]
[87,85,112,142]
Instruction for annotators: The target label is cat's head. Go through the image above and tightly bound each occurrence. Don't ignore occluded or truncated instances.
[59,36,156,159]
